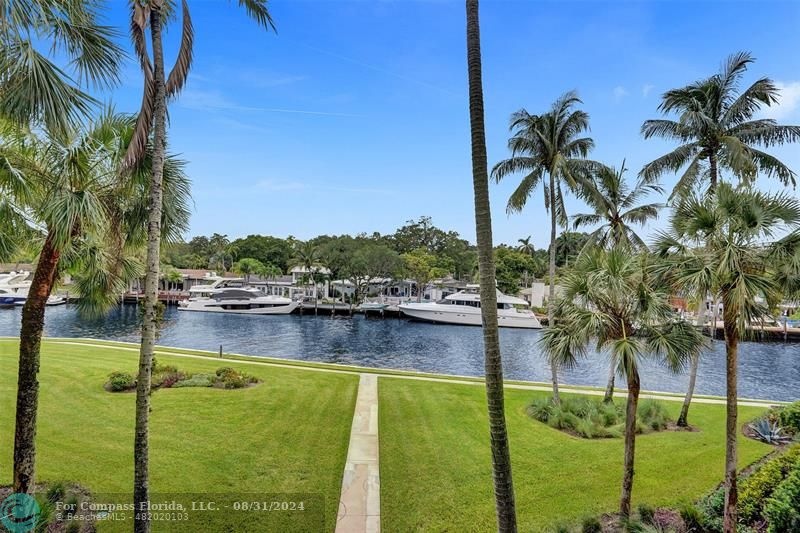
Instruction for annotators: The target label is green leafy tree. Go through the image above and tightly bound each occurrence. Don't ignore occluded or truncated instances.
[540,249,705,518]
[232,257,264,284]
[653,183,800,531]
[492,91,598,404]
[1,112,190,495]
[123,2,274,529]
[641,52,800,197]
[401,248,451,302]
[466,1,517,529]
[494,247,540,294]
[229,234,292,272]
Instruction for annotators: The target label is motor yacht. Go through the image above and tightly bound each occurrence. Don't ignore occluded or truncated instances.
[179,287,299,315]
[399,288,542,329]
[0,271,67,306]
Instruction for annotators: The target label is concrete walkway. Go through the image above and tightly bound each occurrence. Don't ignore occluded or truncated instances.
[335,374,380,533]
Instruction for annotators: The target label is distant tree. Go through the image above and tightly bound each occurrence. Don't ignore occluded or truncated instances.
[229,234,292,272]
[292,241,325,313]
[233,258,264,284]
[401,248,452,302]
[494,248,540,294]
[492,91,598,404]
[516,236,535,255]
[554,231,590,268]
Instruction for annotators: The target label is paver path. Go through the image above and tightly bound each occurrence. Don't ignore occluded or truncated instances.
[335,374,380,533]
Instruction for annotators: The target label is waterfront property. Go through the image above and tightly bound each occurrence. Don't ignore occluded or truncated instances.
[0,338,778,531]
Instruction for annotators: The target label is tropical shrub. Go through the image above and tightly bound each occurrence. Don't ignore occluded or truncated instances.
[107,365,259,392]
[215,367,238,380]
[106,371,135,392]
[739,447,800,522]
[774,401,800,435]
[764,463,800,533]
[749,418,791,445]
[527,396,670,439]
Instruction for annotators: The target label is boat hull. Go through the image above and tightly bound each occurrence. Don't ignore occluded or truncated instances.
[178,300,299,315]
[399,304,542,329]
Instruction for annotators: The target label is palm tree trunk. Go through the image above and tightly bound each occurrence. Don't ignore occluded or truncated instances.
[134,6,166,533]
[722,297,739,533]
[466,2,517,530]
[603,361,615,403]
[677,350,700,427]
[708,152,719,193]
[619,366,641,518]
[13,230,60,493]
[548,173,560,404]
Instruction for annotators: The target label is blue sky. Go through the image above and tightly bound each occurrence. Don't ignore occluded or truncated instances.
[100,0,800,247]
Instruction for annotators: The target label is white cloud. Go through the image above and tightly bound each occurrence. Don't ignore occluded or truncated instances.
[642,84,655,97]
[761,81,800,120]
[613,85,629,101]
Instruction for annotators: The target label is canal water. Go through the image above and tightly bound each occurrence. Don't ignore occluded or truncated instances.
[0,305,798,401]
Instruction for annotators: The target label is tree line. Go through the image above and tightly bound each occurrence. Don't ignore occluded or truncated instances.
[159,218,592,296]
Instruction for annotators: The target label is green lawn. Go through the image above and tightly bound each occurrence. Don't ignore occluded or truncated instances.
[379,377,772,532]
[0,339,359,532]
[0,338,777,532]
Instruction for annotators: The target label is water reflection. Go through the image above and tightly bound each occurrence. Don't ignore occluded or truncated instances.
[0,305,797,401]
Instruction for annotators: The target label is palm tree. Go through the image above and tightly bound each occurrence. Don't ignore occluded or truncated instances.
[653,183,800,532]
[0,0,123,133]
[466,1,517,530]
[516,236,535,255]
[641,52,800,197]
[293,241,324,313]
[257,262,282,296]
[540,249,705,518]
[573,161,664,401]
[124,3,273,528]
[492,92,597,404]
[1,112,190,494]
[233,257,264,284]
[574,161,664,252]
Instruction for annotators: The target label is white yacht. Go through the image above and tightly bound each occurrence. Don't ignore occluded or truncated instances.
[399,288,542,329]
[179,287,299,315]
[0,271,67,306]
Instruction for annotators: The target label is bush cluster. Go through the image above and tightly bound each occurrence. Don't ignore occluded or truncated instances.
[106,371,135,392]
[763,458,800,532]
[527,396,671,439]
[107,365,260,392]
[772,401,800,436]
